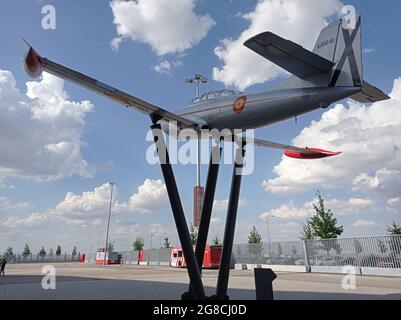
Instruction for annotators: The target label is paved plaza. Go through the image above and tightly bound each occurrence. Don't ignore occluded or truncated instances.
[1,263,400,300]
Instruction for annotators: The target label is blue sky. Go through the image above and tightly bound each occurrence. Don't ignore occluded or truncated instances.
[0,0,400,254]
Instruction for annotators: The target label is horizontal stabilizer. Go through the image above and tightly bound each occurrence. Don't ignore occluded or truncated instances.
[350,81,390,103]
[244,32,335,79]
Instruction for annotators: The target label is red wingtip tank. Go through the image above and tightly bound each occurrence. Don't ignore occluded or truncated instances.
[23,42,43,78]
[284,148,342,160]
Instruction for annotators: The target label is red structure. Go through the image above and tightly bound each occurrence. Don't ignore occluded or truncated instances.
[170,245,222,269]
[193,186,204,227]
[95,248,121,265]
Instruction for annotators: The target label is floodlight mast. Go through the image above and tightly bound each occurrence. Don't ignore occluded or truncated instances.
[185,74,208,229]
[185,74,208,187]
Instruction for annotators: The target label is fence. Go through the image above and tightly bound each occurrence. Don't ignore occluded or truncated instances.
[232,241,304,265]
[120,248,171,266]
[7,235,401,277]
[304,235,401,276]
[6,253,81,264]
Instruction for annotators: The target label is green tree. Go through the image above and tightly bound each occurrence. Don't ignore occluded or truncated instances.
[133,237,145,265]
[387,221,401,235]
[22,244,31,258]
[133,237,145,251]
[39,246,47,258]
[291,245,297,257]
[72,246,77,257]
[277,243,283,257]
[189,224,198,245]
[300,221,314,240]
[309,191,344,239]
[56,245,62,256]
[247,226,263,257]
[354,239,363,256]
[3,247,13,260]
[236,246,242,260]
[107,242,114,252]
[387,221,401,255]
[163,237,171,249]
[377,239,388,254]
[212,235,222,246]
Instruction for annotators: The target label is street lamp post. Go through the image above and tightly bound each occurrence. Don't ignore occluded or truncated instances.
[104,182,115,266]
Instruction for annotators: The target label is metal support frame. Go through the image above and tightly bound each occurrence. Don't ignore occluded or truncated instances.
[215,142,246,300]
[150,120,248,300]
[184,142,222,299]
[150,123,205,300]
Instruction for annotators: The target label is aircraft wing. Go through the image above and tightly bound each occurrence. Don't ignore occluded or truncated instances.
[350,81,390,103]
[245,137,341,159]
[24,45,196,128]
[244,32,335,79]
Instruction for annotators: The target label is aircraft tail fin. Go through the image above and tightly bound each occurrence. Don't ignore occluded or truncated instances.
[313,15,362,88]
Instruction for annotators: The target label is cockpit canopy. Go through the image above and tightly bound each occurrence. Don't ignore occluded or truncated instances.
[190,89,243,104]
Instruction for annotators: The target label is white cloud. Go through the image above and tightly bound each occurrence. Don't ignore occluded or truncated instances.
[210,217,222,225]
[53,179,168,226]
[0,70,95,182]
[0,197,30,212]
[3,212,49,228]
[153,60,172,75]
[353,219,380,228]
[110,0,216,56]
[264,77,401,194]
[353,169,401,198]
[213,198,247,211]
[120,179,168,214]
[259,197,375,221]
[153,60,183,75]
[54,183,115,223]
[0,179,168,239]
[362,47,376,54]
[212,0,343,90]
[111,37,123,51]
[387,197,401,214]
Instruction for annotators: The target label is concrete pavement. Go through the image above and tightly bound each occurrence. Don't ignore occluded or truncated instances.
[1,263,400,300]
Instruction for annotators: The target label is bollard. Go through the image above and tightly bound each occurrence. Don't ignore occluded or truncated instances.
[254,268,277,300]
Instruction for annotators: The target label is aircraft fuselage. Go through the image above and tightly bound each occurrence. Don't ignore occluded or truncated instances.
[173,87,359,133]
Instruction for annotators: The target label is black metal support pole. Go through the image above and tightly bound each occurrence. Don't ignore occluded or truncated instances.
[184,143,222,299]
[215,142,246,300]
[150,124,205,300]
[195,144,222,269]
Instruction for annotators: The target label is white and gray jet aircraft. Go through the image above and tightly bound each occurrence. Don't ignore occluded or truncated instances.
[24,15,389,159]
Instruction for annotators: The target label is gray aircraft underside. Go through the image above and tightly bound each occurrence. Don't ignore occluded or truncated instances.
[175,87,359,131]
[23,14,389,159]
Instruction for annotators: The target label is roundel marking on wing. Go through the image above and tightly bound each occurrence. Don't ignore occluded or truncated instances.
[233,96,247,114]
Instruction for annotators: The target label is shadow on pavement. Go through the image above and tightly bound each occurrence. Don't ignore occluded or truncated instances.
[1,275,400,300]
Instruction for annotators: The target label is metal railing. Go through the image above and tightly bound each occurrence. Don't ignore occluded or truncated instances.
[305,235,401,269]
[232,241,304,265]
[5,253,81,264]
[120,248,171,266]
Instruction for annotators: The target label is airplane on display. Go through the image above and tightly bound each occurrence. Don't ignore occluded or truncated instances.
[24,15,389,159]
[23,15,390,300]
